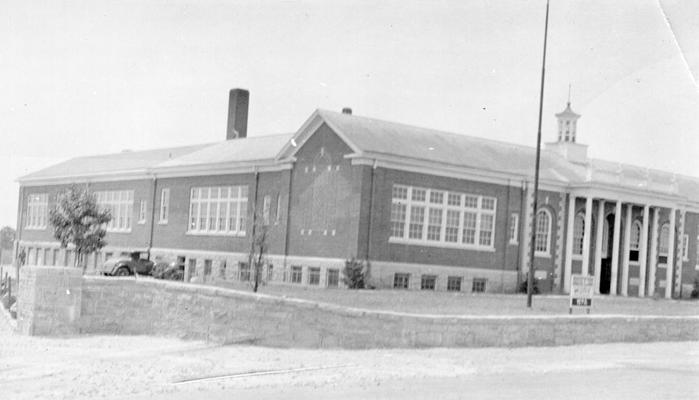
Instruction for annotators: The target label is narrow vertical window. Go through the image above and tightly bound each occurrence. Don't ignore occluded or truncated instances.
[508,213,519,244]
[573,213,585,256]
[275,194,283,225]
[262,195,272,225]
[535,209,551,255]
[138,200,147,224]
[159,188,169,223]
[681,234,688,261]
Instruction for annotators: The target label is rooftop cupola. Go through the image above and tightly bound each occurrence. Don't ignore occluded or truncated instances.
[545,97,588,164]
[555,101,581,143]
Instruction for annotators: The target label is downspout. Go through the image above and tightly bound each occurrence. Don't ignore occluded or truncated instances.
[283,166,293,281]
[516,179,526,283]
[501,179,512,292]
[249,168,260,288]
[146,174,157,261]
[364,160,377,261]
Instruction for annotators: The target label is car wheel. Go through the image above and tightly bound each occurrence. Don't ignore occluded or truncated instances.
[113,267,131,276]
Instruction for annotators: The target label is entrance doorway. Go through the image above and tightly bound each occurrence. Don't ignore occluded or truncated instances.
[599,213,615,294]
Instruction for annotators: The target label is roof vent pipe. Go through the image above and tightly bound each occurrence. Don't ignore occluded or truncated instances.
[342,107,352,115]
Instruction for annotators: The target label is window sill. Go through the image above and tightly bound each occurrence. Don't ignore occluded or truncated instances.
[158,220,168,225]
[24,226,47,230]
[388,237,495,252]
[535,252,551,259]
[106,229,132,234]
[509,240,518,245]
[186,231,246,238]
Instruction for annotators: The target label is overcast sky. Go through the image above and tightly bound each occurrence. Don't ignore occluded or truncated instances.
[1,0,698,229]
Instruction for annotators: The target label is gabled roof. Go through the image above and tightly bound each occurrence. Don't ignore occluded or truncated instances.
[20,144,209,181]
[156,133,293,168]
[314,109,586,184]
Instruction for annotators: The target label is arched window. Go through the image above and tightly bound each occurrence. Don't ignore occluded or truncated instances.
[629,221,641,262]
[535,209,551,255]
[601,219,609,258]
[630,221,641,250]
[658,224,670,256]
[573,212,585,255]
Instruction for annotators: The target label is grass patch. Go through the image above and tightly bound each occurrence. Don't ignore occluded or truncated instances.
[213,281,699,316]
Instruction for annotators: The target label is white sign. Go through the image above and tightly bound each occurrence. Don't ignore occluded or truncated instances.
[569,274,594,313]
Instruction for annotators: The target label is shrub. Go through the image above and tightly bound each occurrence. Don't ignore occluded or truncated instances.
[518,274,540,294]
[691,275,699,299]
[343,258,369,289]
[152,262,184,281]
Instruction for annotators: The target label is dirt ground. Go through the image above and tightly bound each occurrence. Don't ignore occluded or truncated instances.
[1,316,698,400]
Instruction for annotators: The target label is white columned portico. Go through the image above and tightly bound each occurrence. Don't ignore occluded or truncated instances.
[563,194,576,293]
[648,207,659,296]
[665,208,676,299]
[638,205,649,297]
[621,204,632,296]
[581,196,593,276]
[610,200,622,295]
[593,200,605,293]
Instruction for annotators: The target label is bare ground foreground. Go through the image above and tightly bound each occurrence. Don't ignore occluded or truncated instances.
[1,315,698,400]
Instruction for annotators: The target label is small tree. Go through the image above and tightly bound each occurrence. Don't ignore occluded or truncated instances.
[0,226,16,265]
[343,258,370,289]
[49,185,111,272]
[249,222,269,293]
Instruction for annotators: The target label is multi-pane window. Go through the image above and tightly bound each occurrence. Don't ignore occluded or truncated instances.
[390,185,497,249]
[96,190,134,232]
[573,213,585,255]
[535,209,551,255]
[327,269,339,287]
[508,213,519,244]
[658,224,670,256]
[308,267,320,285]
[393,273,410,289]
[291,266,303,284]
[262,195,272,225]
[267,264,274,281]
[138,200,147,224]
[420,275,436,290]
[447,276,462,292]
[26,193,48,229]
[159,188,170,223]
[629,221,641,262]
[188,186,248,235]
[472,278,487,293]
[681,234,688,261]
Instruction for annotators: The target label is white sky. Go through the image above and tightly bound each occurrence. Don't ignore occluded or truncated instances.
[1,0,698,229]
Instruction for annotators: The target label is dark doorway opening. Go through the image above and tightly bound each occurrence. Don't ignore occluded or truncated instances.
[599,213,615,294]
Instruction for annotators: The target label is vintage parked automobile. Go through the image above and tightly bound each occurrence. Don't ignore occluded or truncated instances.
[99,251,154,276]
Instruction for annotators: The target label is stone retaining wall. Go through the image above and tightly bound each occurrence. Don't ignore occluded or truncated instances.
[16,266,699,348]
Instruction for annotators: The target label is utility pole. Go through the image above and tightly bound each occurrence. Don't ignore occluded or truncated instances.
[528,0,550,308]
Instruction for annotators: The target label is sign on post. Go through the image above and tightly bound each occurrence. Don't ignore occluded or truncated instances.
[569,274,594,314]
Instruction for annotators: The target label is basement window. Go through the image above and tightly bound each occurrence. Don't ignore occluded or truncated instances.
[291,266,303,284]
[393,273,410,289]
[447,276,462,292]
[420,275,436,290]
[472,278,487,293]
[309,267,321,285]
[327,269,339,287]
[239,262,250,281]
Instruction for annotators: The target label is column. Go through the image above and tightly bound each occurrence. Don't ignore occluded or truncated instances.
[638,204,649,297]
[621,204,632,296]
[593,200,605,293]
[610,200,622,295]
[674,210,686,296]
[563,194,576,293]
[581,196,593,276]
[665,208,676,299]
[648,207,659,296]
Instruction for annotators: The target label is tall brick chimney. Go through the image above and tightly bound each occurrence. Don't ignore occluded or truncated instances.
[226,88,249,140]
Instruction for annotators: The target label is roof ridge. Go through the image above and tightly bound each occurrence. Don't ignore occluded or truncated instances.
[317,108,543,153]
